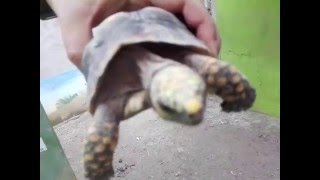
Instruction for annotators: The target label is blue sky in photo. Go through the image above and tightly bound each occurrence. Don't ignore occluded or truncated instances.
[40,70,87,114]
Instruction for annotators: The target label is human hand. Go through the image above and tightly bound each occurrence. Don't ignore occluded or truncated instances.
[47,0,221,68]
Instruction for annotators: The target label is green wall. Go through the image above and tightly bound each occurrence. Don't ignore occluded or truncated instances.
[40,103,76,180]
[215,0,280,117]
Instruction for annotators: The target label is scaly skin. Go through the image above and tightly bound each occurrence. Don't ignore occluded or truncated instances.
[183,54,256,112]
[84,90,150,180]
[84,121,118,179]
[83,47,256,180]
[123,90,150,118]
[83,104,118,180]
[83,47,207,179]
[139,44,256,112]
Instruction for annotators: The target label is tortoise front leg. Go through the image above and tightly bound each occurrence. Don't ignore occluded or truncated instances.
[84,90,150,180]
[84,104,119,180]
[183,54,256,112]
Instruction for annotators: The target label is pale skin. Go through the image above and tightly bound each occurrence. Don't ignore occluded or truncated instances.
[46,0,221,68]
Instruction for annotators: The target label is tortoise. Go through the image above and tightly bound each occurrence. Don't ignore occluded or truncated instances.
[80,7,256,179]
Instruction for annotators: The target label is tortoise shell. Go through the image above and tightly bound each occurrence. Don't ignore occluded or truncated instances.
[82,7,214,114]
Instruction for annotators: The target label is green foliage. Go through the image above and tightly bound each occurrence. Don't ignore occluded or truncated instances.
[56,93,78,109]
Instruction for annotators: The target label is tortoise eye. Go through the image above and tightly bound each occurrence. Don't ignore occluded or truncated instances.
[158,102,176,114]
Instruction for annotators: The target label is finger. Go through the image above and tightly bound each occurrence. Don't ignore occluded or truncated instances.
[150,0,221,56]
[59,19,93,68]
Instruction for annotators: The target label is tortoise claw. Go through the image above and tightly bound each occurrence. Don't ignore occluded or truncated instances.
[85,168,114,180]
[220,81,256,112]
[85,167,114,180]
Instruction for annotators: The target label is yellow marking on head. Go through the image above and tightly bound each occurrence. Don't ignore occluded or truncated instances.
[184,99,203,115]
[189,76,201,86]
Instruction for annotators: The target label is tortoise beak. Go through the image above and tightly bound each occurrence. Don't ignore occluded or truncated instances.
[184,99,203,115]
[183,99,204,125]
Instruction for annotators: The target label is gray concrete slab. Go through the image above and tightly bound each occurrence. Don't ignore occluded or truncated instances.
[54,96,280,180]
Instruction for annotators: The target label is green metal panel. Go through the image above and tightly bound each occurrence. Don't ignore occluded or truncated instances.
[40,102,76,180]
[215,0,280,117]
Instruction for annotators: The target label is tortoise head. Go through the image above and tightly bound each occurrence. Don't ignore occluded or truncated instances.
[149,65,206,125]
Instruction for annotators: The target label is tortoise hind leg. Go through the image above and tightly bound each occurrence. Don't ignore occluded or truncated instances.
[183,54,256,112]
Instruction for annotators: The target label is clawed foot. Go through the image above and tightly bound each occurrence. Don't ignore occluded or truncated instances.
[84,120,118,180]
[202,60,256,112]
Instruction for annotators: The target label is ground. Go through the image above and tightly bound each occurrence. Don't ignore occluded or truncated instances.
[54,95,280,180]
